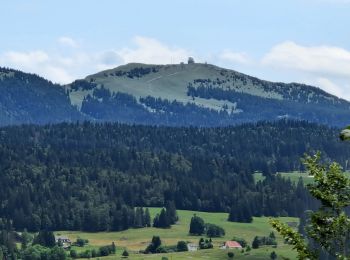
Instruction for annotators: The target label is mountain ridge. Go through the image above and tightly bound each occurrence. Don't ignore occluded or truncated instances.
[68,62,350,127]
[0,62,349,127]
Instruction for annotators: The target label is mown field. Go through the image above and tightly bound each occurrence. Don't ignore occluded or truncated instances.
[254,171,350,185]
[57,208,298,259]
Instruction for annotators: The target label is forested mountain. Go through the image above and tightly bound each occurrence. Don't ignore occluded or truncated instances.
[70,62,350,127]
[0,67,83,125]
[0,63,350,127]
[0,120,348,232]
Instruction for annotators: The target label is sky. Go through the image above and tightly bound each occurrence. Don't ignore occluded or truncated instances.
[1,0,350,100]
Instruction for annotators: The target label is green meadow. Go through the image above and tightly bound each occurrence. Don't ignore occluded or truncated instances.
[57,208,298,259]
[254,171,350,186]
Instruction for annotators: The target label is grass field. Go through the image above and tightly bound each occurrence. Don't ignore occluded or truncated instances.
[254,171,350,185]
[56,208,298,259]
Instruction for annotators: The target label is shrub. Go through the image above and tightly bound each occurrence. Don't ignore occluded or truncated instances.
[176,241,188,252]
[76,238,89,247]
[199,238,213,249]
[70,249,77,258]
[122,250,129,257]
[205,223,225,237]
[189,215,205,235]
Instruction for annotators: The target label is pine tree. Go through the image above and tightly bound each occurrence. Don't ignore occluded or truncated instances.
[144,208,151,227]
[165,201,178,224]
[252,236,260,249]
[134,207,143,228]
[33,230,55,247]
[154,208,170,228]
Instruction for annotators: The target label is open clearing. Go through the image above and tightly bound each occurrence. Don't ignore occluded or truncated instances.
[57,208,298,259]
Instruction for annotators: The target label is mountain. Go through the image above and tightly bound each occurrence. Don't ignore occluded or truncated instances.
[69,62,350,127]
[0,67,83,125]
[1,63,349,127]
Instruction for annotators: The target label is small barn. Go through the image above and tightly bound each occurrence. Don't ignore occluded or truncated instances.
[222,241,242,249]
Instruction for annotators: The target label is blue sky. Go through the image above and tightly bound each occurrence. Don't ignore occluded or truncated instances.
[1,0,350,99]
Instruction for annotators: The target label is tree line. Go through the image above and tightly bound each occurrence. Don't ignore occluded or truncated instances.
[0,120,349,232]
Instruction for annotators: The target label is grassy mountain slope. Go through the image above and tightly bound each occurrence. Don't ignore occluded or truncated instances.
[68,62,350,127]
[0,63,349,127]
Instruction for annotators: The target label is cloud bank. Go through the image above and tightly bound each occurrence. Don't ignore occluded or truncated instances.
[0,36,191,84]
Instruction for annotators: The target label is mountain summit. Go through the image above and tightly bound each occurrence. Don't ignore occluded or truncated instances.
[68,62,350,127]
[0,63,349,126]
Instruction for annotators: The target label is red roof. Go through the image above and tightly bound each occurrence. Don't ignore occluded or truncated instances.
[225,241,242,248]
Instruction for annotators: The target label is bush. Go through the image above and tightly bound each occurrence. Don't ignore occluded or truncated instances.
[199,238,213,249]
[145,236,162,254]
[176,241,188,252]
[189,215,205,235]
[252,235,277,248]
[99,246,110,256]
[76,238,89,247]
[91,249,97,258]
[70,249,77,258]
[79,250,92,258]
[205,223,225,237]
[270,251,277,260]
[228,251,235,258]
[122,250,129,257]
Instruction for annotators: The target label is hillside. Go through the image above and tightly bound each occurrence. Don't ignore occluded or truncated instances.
[68,62,350,127]
[59,208,298,259]
[0,63,349,126]
[0,120,348,232]
[0,67,83,125]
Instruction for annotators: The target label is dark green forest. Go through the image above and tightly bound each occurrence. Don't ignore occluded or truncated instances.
[0,67,82,125]
[187,83,350,127]
[0,120,349,232]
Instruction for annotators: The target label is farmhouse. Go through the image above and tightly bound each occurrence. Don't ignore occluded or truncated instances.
[55,235,71,249]
[187,243,199,251]
[221,241,242,249]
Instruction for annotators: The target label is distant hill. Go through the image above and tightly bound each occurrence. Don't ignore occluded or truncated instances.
[0,67,83,125]
[69,62,350,127]
[0,63,349,126]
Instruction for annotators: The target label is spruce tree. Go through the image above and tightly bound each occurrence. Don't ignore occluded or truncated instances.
[134,207,143,228]
[144,208,151,227]
[153,208,171,228]
[165,201,178,224]
[252,236,260,249]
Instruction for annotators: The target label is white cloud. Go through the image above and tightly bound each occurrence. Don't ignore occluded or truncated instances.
[0,36,192,84]
[58,36,78,48]
[261,41,350,100]
[4,51,49,65]
[219,50,251,65]
[117,36,190,64]
[262,41,350,78]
